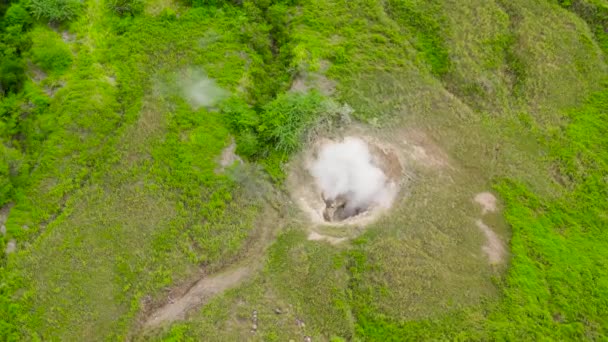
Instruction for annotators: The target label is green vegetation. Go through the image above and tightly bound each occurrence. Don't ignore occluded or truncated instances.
[1,0,607,340]
[29,0,82,22]
[29,28,72,73]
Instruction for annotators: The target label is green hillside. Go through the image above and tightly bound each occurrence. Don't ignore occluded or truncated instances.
[1,0,607,340]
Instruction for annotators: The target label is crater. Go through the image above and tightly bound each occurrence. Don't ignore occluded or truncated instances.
[289,136,402,226]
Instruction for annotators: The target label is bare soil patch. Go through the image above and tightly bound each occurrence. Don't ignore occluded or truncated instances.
[0,203,13,236]
[307,231,347,245]
[474,192,498,214]
[5,239,16,254]
[61,31,76,43]
[216,139,243,173]
[475,219,506,264]
[290,60,337,96]
[145,266,254,328]
[400,129,451,169]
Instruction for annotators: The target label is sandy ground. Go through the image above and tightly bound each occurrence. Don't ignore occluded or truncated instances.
[474,192,498,214]
[475,219,506,264]
[307,231,347,245]
[473,192,505,264]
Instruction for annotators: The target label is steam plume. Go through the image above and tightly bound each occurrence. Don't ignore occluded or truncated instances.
[180,69,227,109]
[310,137,395,218]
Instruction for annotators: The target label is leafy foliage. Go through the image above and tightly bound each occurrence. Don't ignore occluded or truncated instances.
[223,92,325,159]
[29,28,72,73]
[29,0,82,22]
[0,57,25,94]
[3,4,32,28]
[106,0,144,16]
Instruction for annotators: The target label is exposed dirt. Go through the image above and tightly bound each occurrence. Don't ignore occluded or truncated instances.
[44,81,65,98]
[290,60,337,96]
[141,187,283,330]
[61,30,76,43]
[5,239,16,254]
[290,77,309,93]
[475,219,506,264]
[145,266,254,328]
[216,139,243,173]
[473,192,505,264]
[307,231,347,245]
[400,129,451,169]
[0,203,13,236]
[29,64,47,83]
[474,192,498,214]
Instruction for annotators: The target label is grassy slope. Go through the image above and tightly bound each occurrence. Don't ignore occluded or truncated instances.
[1,3,271,340]
[1,0,607,340]
[153,0,608,340]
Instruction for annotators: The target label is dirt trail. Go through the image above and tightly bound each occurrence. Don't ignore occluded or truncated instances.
[142,190,282,330]
[144,265,255,328]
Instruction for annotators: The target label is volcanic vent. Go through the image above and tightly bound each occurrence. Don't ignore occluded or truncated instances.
[290,136,402,225]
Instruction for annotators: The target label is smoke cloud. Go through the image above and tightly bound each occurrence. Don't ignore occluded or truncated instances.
[180,69,228,109]
[310,137,396,218]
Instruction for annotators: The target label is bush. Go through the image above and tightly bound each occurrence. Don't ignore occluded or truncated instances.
[0,144,22,206]
[0,57,25,94]
[221,92,326,159]
[234,130,259,158]
[257,91,324,154]
[106,0,144,16]
[3,4,32,28]
[29,28,72,73]
[0,153,13,206]
[29,0,82,22]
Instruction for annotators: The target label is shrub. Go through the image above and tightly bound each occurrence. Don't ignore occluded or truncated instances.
[221,92,327,161]
[0,57,26,94]
[106,0,144,16]
[257,91,324,154]
[29,0,82,22]
[0,152,13,206]
[29,28,72,73]
[234,130,259,158]
[3,4,32,28]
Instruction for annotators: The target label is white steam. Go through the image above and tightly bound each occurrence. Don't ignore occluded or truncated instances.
[310,137,396,218]
[180,69,228,109]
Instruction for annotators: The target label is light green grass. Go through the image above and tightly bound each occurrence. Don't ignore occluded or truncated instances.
[2,0,608,340]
